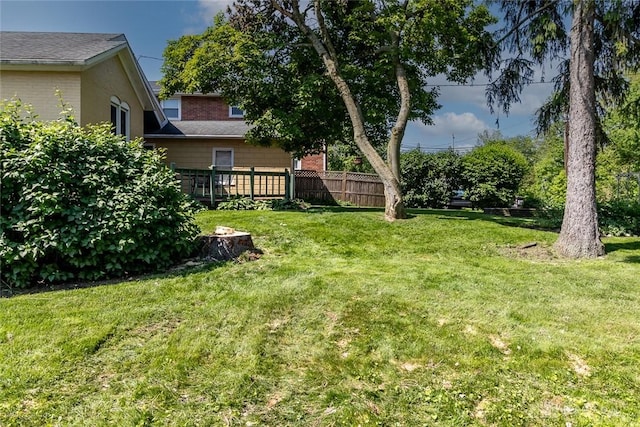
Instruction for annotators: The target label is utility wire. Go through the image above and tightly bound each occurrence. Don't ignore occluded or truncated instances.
[424,80,555,88]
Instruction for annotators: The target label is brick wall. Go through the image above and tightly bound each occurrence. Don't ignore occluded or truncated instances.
[181,96,243,121]
[301,153,326,172]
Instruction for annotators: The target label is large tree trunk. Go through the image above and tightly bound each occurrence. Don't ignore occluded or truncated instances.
[554,0,605,258]
[382,178,405,221]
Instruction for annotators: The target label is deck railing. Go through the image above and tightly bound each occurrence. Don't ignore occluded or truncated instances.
[172,166,292,207]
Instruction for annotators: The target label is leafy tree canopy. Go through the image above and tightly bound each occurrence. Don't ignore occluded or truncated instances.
[160,0,496,157]
[477,130,541,165]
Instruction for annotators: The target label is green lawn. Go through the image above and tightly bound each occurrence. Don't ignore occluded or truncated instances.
[1,208,639,426]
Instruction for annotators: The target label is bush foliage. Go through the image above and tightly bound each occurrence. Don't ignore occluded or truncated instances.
[400,149,462,208]
[462,143,529,208]
[216,197,310,211]
[0,101,201,288]
[598,200,640,236]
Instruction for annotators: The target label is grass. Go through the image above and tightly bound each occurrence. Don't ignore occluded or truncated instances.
[1,207,639,426]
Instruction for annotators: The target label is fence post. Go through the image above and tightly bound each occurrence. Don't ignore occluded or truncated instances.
[250,167,255,200]
[341,171,347,201]
[284,169,290,201]
[211,167,216,209]
[290,168,296,200]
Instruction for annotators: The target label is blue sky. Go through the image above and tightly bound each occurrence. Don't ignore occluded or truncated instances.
[0,0,556,151]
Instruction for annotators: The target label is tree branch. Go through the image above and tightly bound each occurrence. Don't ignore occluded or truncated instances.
[270,0,293,20]
[494,1,559,48]
[388,30,410,182]
[314,0,338,61]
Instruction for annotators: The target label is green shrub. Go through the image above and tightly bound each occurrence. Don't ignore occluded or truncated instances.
[531,200,640,236]
[270,198,310,211]
[533,204,565,230]
[216,197,309,211]
[401,149,462,208]
[598,200,640,236]
[462,144,529,208]
[216,197,270,211]
[0,101,201,288]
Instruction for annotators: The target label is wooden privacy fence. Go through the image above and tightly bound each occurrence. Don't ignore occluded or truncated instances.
[172,166,292,207]
[294,170,385,207]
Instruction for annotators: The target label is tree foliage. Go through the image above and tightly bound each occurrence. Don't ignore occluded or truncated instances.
[461,143,529,208]
[0,101,201,289]
[477,130,540,165]
[488,0,639,133]
[603,75,640,171]
[400,149,462,208]
[160,0,496,220]
[519,123,567,209]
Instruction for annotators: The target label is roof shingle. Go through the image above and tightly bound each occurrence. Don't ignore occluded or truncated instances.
[0,31,127,64]
[149,120,250,137]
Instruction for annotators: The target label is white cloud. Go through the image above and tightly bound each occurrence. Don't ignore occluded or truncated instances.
[197,0,233,20]
[181,0,233,34]
[430,112,489,137]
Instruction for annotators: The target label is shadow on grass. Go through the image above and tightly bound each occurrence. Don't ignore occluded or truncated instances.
[306,206,384,214]
[605,240,640,252]
[0,258,230,299]
[407,208,558,232]
[306,205,556,231]
[605,240,640,263]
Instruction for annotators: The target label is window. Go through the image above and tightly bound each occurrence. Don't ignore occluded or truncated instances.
[213,149,234,185]
[161,98,181,120]
[229,106,244,118]
[110,96,130,140]
[294,158,302,170]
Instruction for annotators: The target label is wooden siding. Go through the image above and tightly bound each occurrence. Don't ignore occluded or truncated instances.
[0,70,81,121]
[145,138,292,170]
[295,170,385,207]
[81,55,145,137]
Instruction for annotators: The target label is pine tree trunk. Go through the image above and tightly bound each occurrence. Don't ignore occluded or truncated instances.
[554,0,605,258]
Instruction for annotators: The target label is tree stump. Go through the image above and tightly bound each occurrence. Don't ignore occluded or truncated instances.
[198,229,256,261]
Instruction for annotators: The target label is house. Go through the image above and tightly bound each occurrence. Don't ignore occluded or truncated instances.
[0,31,165,139]
[0,31,295,203]
[144,82,293,174]
[144,83,295,202]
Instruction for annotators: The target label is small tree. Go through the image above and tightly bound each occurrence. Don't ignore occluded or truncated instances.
[0,101,201,288]
[462,144,529,208]
[161,1,496,221]
[520,123,567,209]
